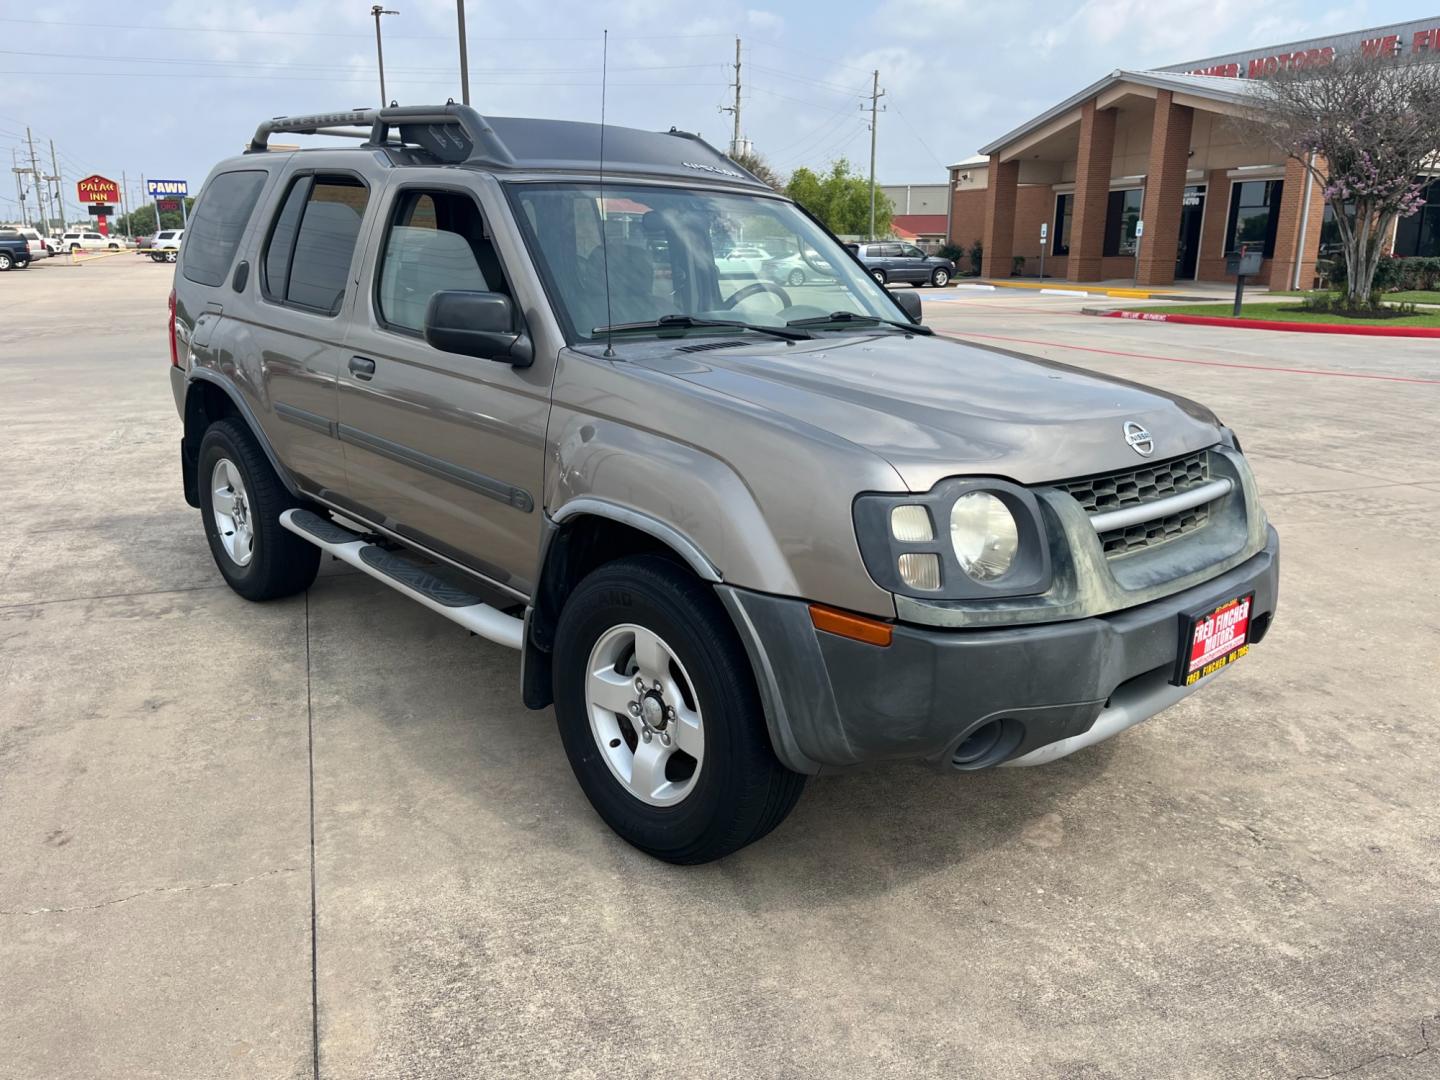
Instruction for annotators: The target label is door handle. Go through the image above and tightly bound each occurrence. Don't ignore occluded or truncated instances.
[349,355,376,381]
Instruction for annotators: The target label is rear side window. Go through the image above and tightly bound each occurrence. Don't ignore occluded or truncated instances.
[263,174,368,315]
[181,170,266,287]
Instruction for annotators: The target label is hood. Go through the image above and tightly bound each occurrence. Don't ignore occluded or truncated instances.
[632,332,1222,490]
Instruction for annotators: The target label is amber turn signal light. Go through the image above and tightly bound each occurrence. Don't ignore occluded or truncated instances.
[808,604,893,647]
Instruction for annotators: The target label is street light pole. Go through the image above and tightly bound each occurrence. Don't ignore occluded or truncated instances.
[371,6,399,107]
[456,0,470,105]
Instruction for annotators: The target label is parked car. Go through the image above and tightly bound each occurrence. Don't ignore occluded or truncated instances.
[58,229,122,252]
[716,243,771,276]
[170,104,1279,863]
[13,227,53,259]
[852,241,955,287]
[0,229,32,270]
[764,249,835,287]
[149,229,184,262]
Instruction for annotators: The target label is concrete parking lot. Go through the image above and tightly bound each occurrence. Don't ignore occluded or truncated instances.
[3,257,1438,1079]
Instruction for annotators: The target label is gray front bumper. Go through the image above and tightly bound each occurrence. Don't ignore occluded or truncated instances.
[719,526,1279,775]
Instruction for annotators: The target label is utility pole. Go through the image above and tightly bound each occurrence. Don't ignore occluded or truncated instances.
[120,170,129,235]
[719,37,742,156]
[456,0,470,105]
[25,128,49,235]
[11,149,28,228]
[864,70,886,241]
[372,6,399,108]
[50,140,63,231]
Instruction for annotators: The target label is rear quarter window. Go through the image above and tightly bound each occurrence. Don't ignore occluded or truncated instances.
[181,170,268,287]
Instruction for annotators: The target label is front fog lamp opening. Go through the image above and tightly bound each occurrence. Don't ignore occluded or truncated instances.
[950,491,1020,582]
[897,552,941,591]
[890,504,933,542]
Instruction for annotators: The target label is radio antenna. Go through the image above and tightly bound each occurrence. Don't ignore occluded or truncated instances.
[599,28,615,358]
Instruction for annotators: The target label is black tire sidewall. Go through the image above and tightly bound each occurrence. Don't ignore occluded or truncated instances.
[197,423,265,593]
[553,559,775,860]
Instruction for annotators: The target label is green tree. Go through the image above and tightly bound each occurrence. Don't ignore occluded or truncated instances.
[114,197,194,237]
[731,148,782,191]
[783,159,892,237]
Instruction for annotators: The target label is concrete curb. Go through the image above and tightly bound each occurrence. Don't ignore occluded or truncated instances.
[1092,308,1440,339]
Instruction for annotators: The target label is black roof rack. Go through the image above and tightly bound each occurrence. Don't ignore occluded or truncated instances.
[246,103,767,189]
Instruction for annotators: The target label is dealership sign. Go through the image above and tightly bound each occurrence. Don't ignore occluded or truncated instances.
[146,179,188,197]
[76,174,120,204]
[1167,18,1440,79]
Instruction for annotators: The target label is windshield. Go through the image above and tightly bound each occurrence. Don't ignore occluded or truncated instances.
[507,182,905,342]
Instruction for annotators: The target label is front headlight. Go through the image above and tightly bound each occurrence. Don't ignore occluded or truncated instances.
[950,492,1019,581]
[852,478,1051,600]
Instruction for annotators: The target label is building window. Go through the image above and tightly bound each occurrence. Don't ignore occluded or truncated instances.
[1103,188,1142,257]
[1053,194,1072,256]
[1226,179,1284,258]
[1394,178,1440,257]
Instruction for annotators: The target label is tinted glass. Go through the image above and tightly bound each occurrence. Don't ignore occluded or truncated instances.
[181,170,265,286]
[1226,180,1283,257]
[264,178,310,301]
[1053,193,1072,256]
[276,178,368,314]
[376,190,493,333]
[1103,189,1142,257]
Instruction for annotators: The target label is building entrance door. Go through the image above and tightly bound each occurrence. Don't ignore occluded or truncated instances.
[1176,185,1205,279]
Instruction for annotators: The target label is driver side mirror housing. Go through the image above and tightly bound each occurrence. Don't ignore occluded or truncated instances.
[891,289,922,324]
[424,290,534,367]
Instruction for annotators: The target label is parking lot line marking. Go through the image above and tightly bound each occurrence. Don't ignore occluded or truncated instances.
[937,331,1440,386]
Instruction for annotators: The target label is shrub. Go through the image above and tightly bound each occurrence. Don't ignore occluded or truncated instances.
[1333,256,1440,294]
[1296,291,1419,319]
[1011,255,1026,276]
[938,243,965,263]
[968,239,983,276]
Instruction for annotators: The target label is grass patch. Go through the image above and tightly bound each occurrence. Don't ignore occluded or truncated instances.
[1128,302,1440,328]
[1384,290,1440,305]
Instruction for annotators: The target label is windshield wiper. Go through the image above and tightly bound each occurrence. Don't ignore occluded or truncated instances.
[786,311,933,335]
[592,314,813,342]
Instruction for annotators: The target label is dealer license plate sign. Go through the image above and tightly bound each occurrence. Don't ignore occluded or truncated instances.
[1174,593,1253,687]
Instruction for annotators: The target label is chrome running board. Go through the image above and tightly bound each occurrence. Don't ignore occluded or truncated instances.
[280,508,524,651]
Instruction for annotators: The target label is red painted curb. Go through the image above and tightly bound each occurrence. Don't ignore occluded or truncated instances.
[1101,309,1440,338]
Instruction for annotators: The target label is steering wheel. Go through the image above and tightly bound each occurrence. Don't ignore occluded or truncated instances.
[721,281,793,310]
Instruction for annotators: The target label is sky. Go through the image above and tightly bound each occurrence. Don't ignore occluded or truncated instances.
[0,0,1428,225]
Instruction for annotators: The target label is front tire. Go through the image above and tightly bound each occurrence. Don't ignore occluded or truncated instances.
[787,268,805,287]
[164,250,178,263]
[871,268,888,285]
[197,418,320,601]
[930,267,950,287]
[0,252,11,271]
[553,555,805,864]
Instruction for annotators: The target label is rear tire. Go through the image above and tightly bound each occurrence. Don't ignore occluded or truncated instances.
[553,555,805,864]
[164,250,178,264]
[197,417,320,601]
[0,252,11,271]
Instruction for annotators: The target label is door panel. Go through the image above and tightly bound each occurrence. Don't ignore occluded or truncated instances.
[337,181,548,596]
[249,172,373,497]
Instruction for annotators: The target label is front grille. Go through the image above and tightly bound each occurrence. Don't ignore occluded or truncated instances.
[1057,450,1215,556]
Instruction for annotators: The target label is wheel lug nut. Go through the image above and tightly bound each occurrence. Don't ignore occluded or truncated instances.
[642,730,652,742]
[660,732,671,746]
[628,701,640,716]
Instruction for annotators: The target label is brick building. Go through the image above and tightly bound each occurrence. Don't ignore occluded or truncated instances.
[944,18,1440,288]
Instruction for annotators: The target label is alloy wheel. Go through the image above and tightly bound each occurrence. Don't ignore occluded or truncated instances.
[210,457,255,567]
[585,623,705,807]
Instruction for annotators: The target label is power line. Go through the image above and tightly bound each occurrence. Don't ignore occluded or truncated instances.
[747,63,870,97]
[747,84,862,116]
[0,49,722,75]
[0,70,726,88]
[0,15,733,42]
[890,103,949,172]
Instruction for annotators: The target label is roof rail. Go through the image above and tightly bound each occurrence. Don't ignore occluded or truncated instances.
[247,104,515,167]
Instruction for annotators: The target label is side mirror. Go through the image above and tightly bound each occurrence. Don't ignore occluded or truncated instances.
[424,290,534,367]
[891,289,922,324]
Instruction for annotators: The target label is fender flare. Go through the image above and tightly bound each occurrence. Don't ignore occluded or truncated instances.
[185,368,302,499]
[548,497,722,583]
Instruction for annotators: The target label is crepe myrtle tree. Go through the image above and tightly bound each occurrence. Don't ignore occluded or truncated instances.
[1246,54,1440,304]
